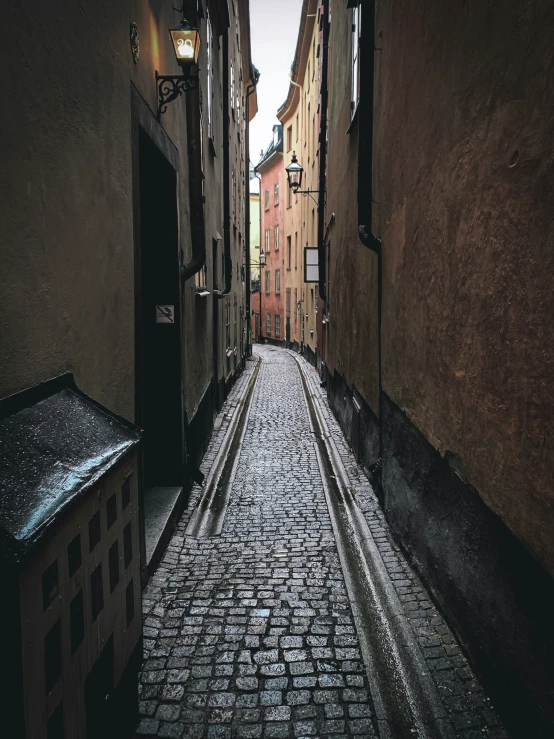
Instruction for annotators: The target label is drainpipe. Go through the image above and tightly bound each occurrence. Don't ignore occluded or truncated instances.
[216,29,233,299]
[357,0,383,495]
[318,0,330,303]
[180,84,207,282]
[245,69,260,356]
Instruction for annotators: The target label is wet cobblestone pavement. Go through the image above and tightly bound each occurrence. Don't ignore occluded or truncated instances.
[136,347,508,738]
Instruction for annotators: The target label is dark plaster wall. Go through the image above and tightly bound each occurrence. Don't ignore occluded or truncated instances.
[383,393,554,735]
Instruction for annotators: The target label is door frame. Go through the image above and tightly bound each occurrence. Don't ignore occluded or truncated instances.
[131,85,185,576]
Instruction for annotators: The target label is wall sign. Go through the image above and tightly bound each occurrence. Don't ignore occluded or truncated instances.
[156,305,175,324]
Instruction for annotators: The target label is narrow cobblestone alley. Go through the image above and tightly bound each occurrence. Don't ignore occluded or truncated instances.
[137,348,508,739]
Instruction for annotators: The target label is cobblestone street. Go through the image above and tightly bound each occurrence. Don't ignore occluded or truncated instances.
[137,347,508,739]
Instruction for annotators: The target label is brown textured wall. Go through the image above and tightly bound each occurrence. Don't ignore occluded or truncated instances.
[325,5,380,418]
[377,0,554,575]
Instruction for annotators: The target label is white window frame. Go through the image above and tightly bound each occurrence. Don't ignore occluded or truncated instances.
[207,12,214,142]
[265,228,270,252]
[351,6,361,120]
[274,225,279,251]
[275,314,281,338]
[275,269,281,295]
[266,312,271,335]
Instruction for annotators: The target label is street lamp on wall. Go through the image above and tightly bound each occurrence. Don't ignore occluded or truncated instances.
[156,19,200,119]
[259,253,267,268]
[286,152,323,205]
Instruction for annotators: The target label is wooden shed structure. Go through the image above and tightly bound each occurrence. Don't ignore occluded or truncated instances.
[0,374,142,739]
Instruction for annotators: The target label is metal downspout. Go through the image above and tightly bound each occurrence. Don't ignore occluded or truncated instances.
[216,28,233,299]
[358,0,383,494]
[245,71,260,355]
[318,0,330,304]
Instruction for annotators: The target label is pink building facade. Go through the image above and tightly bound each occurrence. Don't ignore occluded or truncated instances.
[255,126,285,344]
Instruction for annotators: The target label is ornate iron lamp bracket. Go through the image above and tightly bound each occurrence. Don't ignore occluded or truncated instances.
[156,72,199,119]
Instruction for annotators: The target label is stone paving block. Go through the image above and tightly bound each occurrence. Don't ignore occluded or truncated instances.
[137,348,508,739]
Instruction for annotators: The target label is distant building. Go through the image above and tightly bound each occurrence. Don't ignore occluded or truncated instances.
[278,0,319,358]
[255,125,285,345]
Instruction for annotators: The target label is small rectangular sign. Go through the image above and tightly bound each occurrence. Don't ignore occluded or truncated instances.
[156,305,175,324]
[304,247,319,283]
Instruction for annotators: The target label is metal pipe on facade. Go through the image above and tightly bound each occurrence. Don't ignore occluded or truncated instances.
[357,0,384,493]
[318,0,330,303]
[180,85,207,283]
[245,69,260,355]
[216,29,233,299]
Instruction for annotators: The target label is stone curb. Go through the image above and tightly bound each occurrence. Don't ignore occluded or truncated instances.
[185,355,262,538]
[291,351,454,739]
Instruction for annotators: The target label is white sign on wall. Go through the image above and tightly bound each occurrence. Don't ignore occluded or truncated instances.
[304,247,319,283]
[156,305,175,324]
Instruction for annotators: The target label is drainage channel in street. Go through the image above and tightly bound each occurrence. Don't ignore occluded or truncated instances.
[185,356,262,539]
[293,353,453,739]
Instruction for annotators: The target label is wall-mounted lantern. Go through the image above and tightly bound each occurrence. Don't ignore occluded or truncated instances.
[260,252,267,267]
[286,152,323,205]
[156,19,200,119]
[285,152,304,194]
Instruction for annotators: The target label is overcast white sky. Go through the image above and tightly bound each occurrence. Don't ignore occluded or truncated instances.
[249,0,303,166]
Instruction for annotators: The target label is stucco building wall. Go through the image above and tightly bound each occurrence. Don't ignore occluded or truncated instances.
[257,136,285,343]
[0,0,255,473]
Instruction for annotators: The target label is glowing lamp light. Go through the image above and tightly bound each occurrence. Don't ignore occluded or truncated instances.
[286,152,304,194]
[169,25,200,67]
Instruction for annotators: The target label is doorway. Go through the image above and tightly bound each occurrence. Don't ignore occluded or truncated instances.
[136,128,183,487]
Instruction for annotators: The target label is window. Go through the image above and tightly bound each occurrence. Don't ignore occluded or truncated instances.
[195,263,208,291]
[88,511,101,552]
[44,620,61,693]
[207,12,214,141]
[275,314,281,338]
[68,534,81,578]
[265,270,270,295]
[264,188,270,210]
[274,182,279,206]
[122,476,131,509]
[286,288,291,318]
[287,236,292,268]
[295,232,298,269]
[275,269,281,294]
[226,300,231,350]
[124,522,133,569]
[47,702,64,739]
[287,125,292,151]
[109,541,119,593]
[231,62,235,114]
[126,579,135,627]
[90,564,104,622]
[42,560,59,610]
[274,225,279,251]
[266,312,271,335]
[107,493,117,529]
[351,6,361,118]
[315,283,319,312]
[70,589,84,654]
[294,288,298,322]
[296,114,299,141]
[288,182,292,208]
[265,228,270,252]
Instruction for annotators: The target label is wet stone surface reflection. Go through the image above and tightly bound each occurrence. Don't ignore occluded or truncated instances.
[137,349,378,738]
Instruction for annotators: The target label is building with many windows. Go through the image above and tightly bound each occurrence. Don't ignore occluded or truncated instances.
[255,125,285,345]
[278,0,320,359]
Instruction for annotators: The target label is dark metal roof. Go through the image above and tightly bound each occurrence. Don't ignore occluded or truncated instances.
[0,374,141,563]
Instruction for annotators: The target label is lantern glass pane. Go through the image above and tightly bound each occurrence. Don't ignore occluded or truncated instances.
[170,29,200,65]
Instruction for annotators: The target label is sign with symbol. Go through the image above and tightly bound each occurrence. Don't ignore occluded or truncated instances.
[156,305,175,324]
